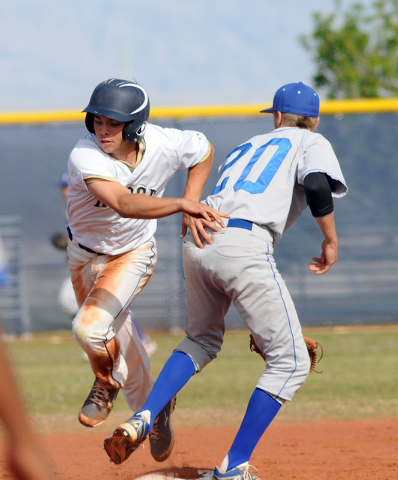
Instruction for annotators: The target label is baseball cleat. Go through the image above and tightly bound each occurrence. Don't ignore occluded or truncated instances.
[213,465,260,480]
[149,395,177,462]
[78,378,119,427]
[103,412,150,465]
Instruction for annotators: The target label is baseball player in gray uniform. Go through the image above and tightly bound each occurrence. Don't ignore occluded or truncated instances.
[103,82,348,477]
[66,79,227,462]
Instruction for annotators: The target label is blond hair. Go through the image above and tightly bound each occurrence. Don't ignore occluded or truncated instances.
[281,113,318,131]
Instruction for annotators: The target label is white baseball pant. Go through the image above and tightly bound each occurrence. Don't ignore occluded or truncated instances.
[67,235,156,411]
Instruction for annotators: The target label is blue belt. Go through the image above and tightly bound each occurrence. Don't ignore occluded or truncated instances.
[227,219,253,231]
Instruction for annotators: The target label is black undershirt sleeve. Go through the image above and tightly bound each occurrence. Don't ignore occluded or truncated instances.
[303,172,334,218]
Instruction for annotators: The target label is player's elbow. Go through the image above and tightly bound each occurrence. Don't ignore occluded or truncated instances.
[304,172,334,217]
[115,206,136,218]
[112,195,135,218]
[116,210,129,218]
[110,203,128,218]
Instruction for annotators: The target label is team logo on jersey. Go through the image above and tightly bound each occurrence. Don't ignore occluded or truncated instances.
[127,186,157,196]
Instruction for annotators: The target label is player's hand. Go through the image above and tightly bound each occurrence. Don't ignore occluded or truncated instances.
[181,199,229,223]
[308,239,338,275]
[180,200,229,247]
[180,214,223,248]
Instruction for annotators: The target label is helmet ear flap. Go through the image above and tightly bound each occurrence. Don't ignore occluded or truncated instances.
[122,121,147,143]
[85,113,95,134]
[122,121,135,142]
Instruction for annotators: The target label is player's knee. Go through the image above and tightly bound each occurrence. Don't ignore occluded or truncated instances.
[174,336,218,371]
[72,321,92,350]
[72,308,111,352]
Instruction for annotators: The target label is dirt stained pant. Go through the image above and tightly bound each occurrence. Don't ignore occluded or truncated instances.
[67,236,157,411]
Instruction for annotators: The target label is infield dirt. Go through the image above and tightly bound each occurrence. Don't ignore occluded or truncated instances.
[1,418,398,480]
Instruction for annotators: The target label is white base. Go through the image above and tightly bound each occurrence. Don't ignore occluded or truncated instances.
[136,468,214,480]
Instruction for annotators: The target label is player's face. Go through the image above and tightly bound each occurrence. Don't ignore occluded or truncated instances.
[93,115,129,158]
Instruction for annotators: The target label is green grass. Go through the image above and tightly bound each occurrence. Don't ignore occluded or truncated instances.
[4,326,398,433]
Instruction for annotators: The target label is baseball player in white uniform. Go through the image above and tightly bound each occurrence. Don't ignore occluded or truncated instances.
[66,79,227,463]
[103,82,348,476]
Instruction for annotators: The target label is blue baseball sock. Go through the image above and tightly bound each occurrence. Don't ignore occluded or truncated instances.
[139,351,195,429]
[226,388,281,471]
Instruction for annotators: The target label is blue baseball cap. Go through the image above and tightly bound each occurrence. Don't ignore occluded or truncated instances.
[260,82,319,117]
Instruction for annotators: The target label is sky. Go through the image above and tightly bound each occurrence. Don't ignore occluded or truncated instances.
[1,0,373,112]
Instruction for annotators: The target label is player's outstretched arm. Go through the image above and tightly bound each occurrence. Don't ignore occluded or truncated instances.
[308,213,338,275]
[88,180,228,225]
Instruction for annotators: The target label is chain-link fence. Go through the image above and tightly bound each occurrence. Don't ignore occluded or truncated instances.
[0,215,31,337]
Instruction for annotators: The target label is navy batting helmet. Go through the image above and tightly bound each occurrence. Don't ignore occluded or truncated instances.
[83,79,150,143]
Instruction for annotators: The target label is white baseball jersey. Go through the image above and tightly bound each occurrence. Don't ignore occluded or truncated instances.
[67,123,211,255]
[206,126,347,245]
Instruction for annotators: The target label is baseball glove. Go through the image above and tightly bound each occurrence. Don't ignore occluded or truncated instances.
[249,334,324,374]
[50,232,68,250]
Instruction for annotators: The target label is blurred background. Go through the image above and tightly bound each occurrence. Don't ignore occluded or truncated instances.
[0,0,397,335]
